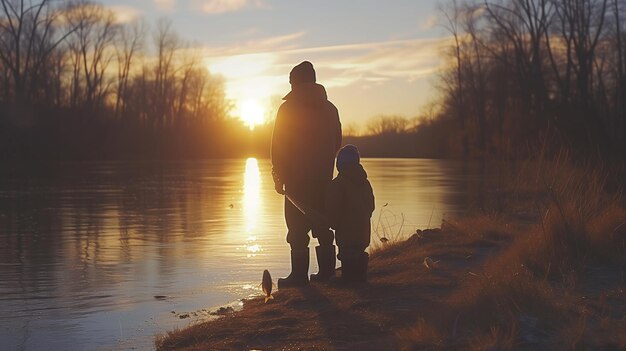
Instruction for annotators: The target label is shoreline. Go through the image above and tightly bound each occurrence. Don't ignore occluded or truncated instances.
[155,216,625,350]
[155,158,626,350]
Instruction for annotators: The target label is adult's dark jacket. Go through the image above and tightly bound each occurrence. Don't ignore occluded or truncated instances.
[325,163,375,249]
[271,83,342,184]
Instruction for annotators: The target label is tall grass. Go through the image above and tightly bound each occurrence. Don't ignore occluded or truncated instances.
[371,204,406,249]
[513,150,625,275]
[399,151,626,349]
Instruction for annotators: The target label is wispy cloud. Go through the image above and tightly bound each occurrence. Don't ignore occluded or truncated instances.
[203,34,450,109]
[154,0,175,12]
[207,31,306,56]
[311,38,449,88]
[108,5,142,24]
[420,14,439,30]
[199,0,266,14]
[202,31,306,105]
[198,32,305,58]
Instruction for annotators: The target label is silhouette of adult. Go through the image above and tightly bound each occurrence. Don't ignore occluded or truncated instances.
[271,61,342,287]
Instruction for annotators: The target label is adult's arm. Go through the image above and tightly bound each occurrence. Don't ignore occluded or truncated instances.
[331,104,342,152]
[270,104,288,181]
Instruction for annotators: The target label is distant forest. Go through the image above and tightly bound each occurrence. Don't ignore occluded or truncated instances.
[1,0,625,160]
[0,0,239,159]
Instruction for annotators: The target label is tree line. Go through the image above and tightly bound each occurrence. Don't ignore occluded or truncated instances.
[0,0,237,159]
[349,0,625,159]
[436,0,626,158]
[3,0,623,160]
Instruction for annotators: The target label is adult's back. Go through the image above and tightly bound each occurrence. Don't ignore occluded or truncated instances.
[271,81,341,184]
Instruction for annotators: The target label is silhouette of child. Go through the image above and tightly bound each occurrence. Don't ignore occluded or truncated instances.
[326,144,375,282]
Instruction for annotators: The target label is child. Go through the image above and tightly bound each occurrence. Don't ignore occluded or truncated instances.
[326,144,375,282]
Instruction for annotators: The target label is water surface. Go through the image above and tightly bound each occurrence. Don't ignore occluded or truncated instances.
[0,158,485,350]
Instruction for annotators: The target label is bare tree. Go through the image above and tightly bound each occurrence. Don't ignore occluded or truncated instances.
[366,115,410,135]
[441,0,470,156]
[464,3,488,153]
[0,0,75,104]
[152,18,179,128]
[342,122,361,137]
[611,0,625,142]
[555,0,608,113]
[433,0,624,154]
[174,43,199,124]
[483,0,553,114]
[65,2,117,111]
[114,18,144,119]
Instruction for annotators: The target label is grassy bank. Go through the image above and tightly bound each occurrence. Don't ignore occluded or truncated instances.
[155,155,625,350]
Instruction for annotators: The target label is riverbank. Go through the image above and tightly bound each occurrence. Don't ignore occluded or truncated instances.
[155,157,625,350]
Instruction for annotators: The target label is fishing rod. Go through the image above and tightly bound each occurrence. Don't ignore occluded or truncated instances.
[284,192,331,230]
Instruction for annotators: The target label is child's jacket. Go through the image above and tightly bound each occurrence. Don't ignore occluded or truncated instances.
[325,163,375,249]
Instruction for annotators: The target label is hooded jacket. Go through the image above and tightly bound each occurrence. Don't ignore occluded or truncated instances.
[325,163,375,249]
[271,83,342,184]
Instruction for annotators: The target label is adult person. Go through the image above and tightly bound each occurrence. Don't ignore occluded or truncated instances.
[271,61,342,288]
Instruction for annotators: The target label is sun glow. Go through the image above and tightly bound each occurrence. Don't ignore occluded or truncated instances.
[243,157,261,232]
[243,158,262,257]
[239,99,266,130]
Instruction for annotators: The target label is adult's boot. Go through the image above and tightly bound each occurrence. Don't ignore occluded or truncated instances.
[310,245,336,282]
[354,252,369,283]
[277,249,309,288]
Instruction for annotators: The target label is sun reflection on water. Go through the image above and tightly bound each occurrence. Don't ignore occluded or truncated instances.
[243,158,262,257]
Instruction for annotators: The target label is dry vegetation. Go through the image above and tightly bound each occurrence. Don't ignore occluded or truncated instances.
[156,157,626,350]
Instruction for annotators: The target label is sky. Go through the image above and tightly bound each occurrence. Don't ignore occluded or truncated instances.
[104,0,448,130]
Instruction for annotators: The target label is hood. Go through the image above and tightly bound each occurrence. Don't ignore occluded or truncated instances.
[283,83,328,105]
[338,163,368,183]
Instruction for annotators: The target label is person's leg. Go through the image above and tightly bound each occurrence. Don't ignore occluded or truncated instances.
[355,249,369,282]
[279,186,311,288]
[338,245,368,283]
[285,194,311,251]
[309,181,336,281]
[310,226,336,281]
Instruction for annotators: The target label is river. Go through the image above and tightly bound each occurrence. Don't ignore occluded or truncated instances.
[0,158,486,350]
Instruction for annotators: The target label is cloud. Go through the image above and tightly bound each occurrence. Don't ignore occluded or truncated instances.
[276,37,451,88]
[108,5,141,24]
[200,0,266,14]
[203,34,451,104]
[205,29,306,59]
[207,31,305,56]
[200,31,452,124]
[202,32,306,103]
[420,14,439,30]
[154,0,175,12]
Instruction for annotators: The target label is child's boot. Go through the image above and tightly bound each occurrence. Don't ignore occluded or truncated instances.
[340,249,368,283]
[339,249,359,283]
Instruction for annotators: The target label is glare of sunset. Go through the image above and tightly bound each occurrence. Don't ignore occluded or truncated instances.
[239,99,266,130]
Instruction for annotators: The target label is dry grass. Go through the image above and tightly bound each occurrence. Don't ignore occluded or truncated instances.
[396,154,626,350]
[156,156,625,350]
[515,151,626,273]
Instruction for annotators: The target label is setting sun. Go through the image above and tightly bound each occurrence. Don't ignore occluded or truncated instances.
[239,99,266,130]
